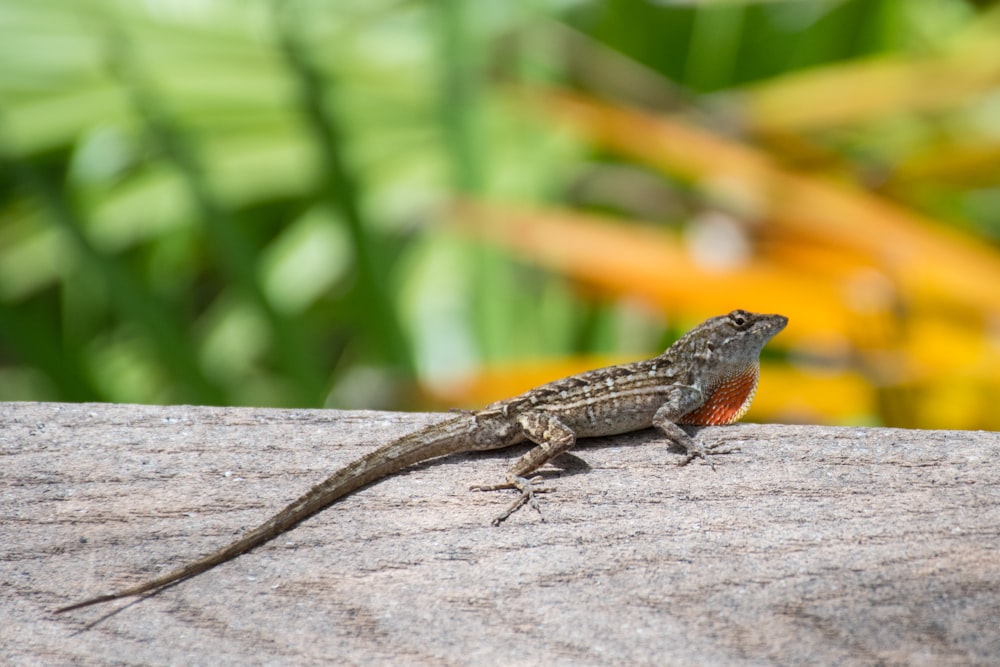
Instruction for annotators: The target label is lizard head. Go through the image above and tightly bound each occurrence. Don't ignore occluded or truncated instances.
[670,309,788,368]
[670,310,788,425]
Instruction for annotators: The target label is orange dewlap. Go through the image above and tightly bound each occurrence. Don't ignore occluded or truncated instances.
[677,364,760,426]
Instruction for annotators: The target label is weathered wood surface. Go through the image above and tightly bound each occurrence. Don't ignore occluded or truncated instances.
[2,401,999,665]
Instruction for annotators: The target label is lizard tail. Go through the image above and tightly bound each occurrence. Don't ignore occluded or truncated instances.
[55,514,295,613]
[55,416,472,613]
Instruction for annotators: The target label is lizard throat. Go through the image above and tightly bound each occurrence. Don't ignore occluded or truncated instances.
[677,364,760,426]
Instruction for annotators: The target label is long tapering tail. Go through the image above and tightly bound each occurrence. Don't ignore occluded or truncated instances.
[56,415,473,613]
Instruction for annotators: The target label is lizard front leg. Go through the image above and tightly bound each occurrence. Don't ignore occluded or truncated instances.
[651,385,712,467]
[471,412,576,526]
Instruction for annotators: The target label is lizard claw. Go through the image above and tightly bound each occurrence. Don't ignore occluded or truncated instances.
[678,440,741,468]
[678,443,716,470]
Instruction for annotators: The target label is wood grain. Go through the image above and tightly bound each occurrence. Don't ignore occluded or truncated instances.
[3,402,999,665]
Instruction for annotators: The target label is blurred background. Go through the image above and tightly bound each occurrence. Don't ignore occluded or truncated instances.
[2,0,1000,429]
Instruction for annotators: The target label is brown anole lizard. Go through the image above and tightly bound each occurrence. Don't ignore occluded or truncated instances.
[55,309,786,613]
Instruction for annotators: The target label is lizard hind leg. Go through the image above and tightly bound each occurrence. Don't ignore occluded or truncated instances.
[469,411,576,526]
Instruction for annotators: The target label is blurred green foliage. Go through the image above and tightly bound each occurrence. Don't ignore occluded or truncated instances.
[2,0,999,426]
[0,0,567,407]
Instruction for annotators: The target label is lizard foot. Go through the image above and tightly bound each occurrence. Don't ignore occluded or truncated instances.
[470,475,553,526]
[678,442,740,469]
[677,442,716,470]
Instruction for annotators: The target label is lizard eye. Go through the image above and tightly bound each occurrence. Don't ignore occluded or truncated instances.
[730,311,749,328]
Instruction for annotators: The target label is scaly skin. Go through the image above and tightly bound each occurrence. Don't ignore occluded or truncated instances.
[56,309,787,613]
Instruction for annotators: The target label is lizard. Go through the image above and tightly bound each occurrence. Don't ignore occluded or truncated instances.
[55,308,787,613]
